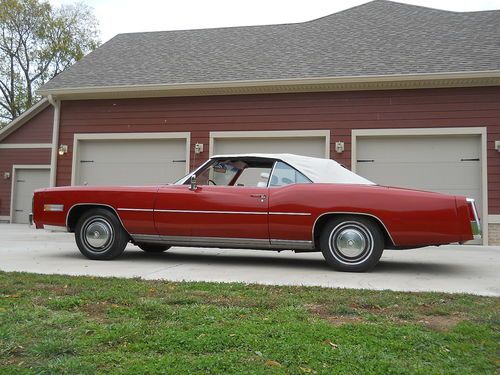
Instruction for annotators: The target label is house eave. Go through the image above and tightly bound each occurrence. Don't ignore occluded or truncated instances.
[37,71,500,100]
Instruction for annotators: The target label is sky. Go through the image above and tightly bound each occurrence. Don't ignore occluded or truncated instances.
[48,0,500,42]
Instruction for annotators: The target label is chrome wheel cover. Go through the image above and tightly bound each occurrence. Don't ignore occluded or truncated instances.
[336,228,366,258]
[329,221,373,265]
[82,218,113,252]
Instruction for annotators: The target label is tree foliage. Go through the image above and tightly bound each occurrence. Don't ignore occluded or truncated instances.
[0,0,100,123]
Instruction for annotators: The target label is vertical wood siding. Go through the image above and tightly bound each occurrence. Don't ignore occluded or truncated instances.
[55,86,500,213]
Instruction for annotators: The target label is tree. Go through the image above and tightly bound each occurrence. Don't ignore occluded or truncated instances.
[0,0,100,123]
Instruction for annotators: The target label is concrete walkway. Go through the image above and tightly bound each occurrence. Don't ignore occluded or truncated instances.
[1,224,499,296]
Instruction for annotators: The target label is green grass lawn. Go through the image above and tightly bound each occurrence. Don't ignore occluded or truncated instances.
[0,272,498,374]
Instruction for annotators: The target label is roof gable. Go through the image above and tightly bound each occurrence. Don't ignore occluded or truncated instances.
[0,99,51,142]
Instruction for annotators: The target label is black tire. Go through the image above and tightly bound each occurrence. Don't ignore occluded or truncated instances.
[320,216,384,272]
[75,208,129,260]
[138,244,170,253]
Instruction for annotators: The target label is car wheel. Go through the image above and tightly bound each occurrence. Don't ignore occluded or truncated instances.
[75,208,129,260]
[320,216,384,272]
[138,244,170,253]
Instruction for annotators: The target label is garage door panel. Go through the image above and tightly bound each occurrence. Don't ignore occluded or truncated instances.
[77,138,187,186]
[361,162,481,191]
[358,136,480,163]
[213,137,326,158]
[356,134,483,227]
[80,163,186,186]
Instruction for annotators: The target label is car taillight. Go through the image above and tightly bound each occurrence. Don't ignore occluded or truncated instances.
[466,198,481,238]
[467,199,480,221]
[467,202,475,221]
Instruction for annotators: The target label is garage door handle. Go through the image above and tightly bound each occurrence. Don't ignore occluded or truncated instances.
[80,160,94,163]
[357,159,375,163]
[172,160,186,163]
[15,209,23,212]
[460,158,480,162]
[16,179,25,182]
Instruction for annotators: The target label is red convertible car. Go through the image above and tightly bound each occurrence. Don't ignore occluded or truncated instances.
[32,153,481,272]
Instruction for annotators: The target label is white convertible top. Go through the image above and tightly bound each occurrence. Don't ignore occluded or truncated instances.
[212,153,375,185]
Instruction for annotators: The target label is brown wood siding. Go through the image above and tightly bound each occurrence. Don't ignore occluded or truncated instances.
[0,149,51,216]
[56,86,500,214]
[3,106,53,144]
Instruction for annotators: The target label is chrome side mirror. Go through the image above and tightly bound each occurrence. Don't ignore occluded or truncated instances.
[189,174,197,191]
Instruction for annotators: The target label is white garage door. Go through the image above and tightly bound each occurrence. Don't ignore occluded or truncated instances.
[356,135,482,219]
[76,138,187,186]
[12,168,50,224]
[213,136,326,158]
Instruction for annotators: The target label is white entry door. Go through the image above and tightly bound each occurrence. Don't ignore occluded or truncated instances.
[12,168,50,224]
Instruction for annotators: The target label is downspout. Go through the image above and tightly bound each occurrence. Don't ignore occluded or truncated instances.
[47,94,60,187]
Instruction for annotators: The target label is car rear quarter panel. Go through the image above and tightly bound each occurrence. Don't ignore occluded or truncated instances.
[269,184,472,246]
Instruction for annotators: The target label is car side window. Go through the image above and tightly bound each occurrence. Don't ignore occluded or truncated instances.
[236,167,272,187]
[196,161,239,186]
[193,159,274,187]
[269,161,312,187]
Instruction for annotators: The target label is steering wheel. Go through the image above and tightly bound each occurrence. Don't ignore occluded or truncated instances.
[208,179,217,185]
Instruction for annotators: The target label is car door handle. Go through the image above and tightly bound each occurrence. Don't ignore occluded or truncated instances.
[250,194,267,199]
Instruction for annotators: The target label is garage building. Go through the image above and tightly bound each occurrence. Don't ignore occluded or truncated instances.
[1,1,499,244]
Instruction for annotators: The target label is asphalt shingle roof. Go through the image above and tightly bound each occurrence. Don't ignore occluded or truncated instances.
[40,0,500,91]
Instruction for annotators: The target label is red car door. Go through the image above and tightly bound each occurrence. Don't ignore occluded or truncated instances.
[154,184,269,240]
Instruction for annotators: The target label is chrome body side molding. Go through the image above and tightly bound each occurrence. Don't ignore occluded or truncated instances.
[155,209,267,215]
[268,212,311,216]
[118,208,154,212]
[118,208,311,216]
[131,234,315,251]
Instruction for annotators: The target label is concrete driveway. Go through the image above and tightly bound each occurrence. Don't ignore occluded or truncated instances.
[1,224,499,296]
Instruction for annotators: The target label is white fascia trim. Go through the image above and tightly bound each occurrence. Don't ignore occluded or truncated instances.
[9,164,51,222]
[351,126,488,245]
[209,130,331,158]
[37,70,500,96]
[488,215,500,224]
[71,132,191,185]
[0,99,50,142]
[0,143,52,149]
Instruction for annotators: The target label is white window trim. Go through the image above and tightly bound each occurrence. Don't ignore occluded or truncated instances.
[71,132,191,186]
[209,130,330,158]
[351,127,488,245]
[0,143,52,149]
[10,164,51,223]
